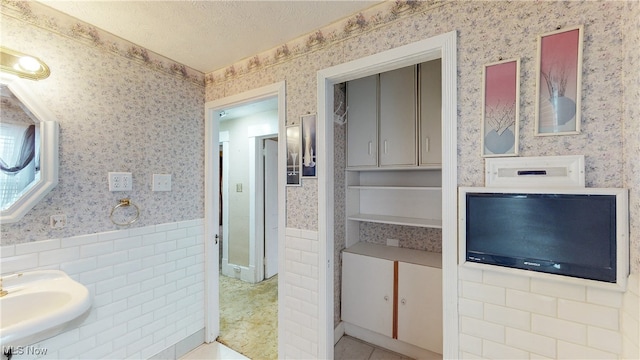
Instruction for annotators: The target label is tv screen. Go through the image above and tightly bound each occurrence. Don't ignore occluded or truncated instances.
[464,191,618,283]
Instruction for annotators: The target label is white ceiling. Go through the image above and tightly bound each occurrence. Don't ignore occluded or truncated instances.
[39,0,382,74]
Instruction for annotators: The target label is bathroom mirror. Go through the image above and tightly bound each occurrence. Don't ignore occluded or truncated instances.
[0,74,59,223]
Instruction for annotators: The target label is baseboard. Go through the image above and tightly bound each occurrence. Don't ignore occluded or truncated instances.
[221,259,259,283]
[150,328,205,359]
[342,322,441,359]
[334,321,345,345]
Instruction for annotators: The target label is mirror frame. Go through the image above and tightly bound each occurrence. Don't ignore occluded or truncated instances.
[0,73,59,224]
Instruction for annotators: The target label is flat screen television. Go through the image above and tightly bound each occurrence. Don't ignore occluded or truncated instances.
[459,187,628,290]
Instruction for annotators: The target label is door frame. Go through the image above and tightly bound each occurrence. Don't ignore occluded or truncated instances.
[204,81,286,345]
[252,134,278,282]
[262,137,279,279]
[316,31,458,358]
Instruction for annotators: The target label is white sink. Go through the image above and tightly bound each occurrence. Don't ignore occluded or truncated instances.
[0,270,92,347]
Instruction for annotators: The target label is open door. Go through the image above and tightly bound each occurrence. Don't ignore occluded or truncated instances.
[204,107,221,342]
[264,138,279,278]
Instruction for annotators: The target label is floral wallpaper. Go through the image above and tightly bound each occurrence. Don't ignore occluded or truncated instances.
[205,1,640,320]
[0,12,204,245]
[0,0,204,86]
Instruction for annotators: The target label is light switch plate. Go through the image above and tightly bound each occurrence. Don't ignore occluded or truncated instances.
[152,174,172,191]
[108,172,132,191]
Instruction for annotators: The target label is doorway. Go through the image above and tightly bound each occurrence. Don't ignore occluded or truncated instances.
[316,32,458,358]
[204,82,286,357]
[219,102,278,283]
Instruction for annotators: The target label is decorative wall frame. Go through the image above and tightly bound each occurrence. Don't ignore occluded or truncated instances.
[286,124,301,186]
[482,58,520,157]
[301,114,317,177]
[534,25,583,136]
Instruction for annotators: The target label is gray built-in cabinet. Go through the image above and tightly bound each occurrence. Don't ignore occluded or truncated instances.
[346,59,441,169]
[341,59,444,356]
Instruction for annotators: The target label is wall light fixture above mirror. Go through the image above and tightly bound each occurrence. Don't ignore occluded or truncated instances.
[0,47,50,81]
[0,73,59,224]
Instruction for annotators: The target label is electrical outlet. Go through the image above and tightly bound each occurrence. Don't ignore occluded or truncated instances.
[152,174,172,191]
[236,183,243,192]
[108,172,132,191]
[50,214,66,229]
[386,238,399,247]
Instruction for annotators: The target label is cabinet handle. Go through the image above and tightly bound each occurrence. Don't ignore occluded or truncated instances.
[368,141,372,155]
[424,137,430,152]
[384,295,389,302]
[401,298,406,305]
[384,140,388,154]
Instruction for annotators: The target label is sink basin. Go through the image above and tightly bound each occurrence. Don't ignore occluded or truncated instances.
[0,270,92,347]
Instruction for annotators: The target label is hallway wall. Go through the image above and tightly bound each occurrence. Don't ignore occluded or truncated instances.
[219,110,278,268]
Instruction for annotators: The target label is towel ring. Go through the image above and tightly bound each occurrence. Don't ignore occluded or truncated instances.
[110,198,140,226]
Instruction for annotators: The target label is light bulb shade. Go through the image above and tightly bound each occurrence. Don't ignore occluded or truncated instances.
[1,47,50,80]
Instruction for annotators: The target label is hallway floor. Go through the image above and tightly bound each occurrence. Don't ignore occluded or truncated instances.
[217,274,278,359]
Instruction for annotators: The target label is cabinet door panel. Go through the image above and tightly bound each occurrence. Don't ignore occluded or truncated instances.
[379,66,417,167]
[341,252,394,337]
[419,59,442,166]
[397,262,442,353]
[347,75,378,168]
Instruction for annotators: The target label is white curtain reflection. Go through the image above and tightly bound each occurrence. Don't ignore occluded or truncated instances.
[0,122,39,210]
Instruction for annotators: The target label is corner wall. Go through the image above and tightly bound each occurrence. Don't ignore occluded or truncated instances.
[0,6,205,246]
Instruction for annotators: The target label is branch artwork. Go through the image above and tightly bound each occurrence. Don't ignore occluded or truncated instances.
[535,25,583,135]
[482,58,520,157]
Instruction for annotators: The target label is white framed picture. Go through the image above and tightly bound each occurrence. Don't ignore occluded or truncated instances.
[481,58,520,157]
[301,114,317,177]
[286,124,301,186]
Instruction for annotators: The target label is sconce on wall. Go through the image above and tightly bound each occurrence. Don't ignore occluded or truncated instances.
[0,47,50,81]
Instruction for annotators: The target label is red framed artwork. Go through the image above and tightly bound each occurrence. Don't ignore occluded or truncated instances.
[482,58,520,157]
[535,25,583,136]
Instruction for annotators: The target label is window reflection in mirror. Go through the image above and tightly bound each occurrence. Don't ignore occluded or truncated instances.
[0,84,41,211]
[0,74,59,224]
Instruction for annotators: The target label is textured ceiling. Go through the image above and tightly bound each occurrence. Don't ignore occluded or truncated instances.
[39,0,382,74]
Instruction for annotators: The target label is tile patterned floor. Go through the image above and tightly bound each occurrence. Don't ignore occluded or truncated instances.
[183,335,424,360]
[217,274,278,359]
[180,342,249,360]
[334,336,415,360]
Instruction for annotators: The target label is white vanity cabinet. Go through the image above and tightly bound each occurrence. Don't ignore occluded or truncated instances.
[346,75,378,168]
[379,66,417,167]
[341,243,443,354]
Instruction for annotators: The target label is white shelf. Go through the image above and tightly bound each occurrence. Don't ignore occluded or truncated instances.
[348,213,442,228]
[348,186,441,191]
[346,165,442,172]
